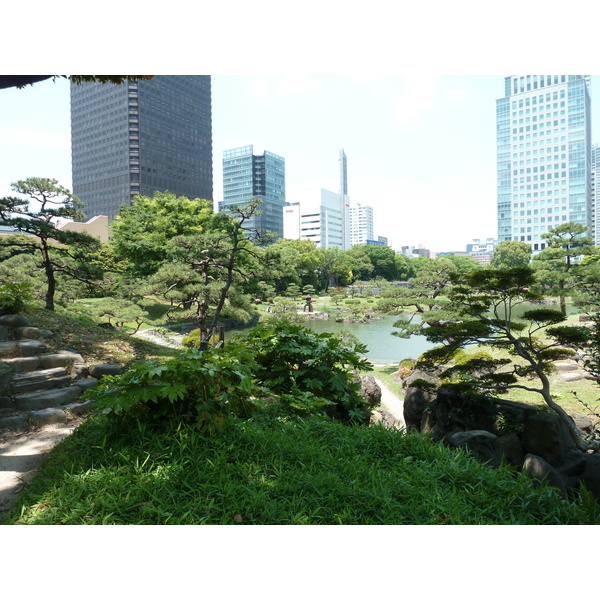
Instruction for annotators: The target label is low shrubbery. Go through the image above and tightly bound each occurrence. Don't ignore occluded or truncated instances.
[85,319,373,428]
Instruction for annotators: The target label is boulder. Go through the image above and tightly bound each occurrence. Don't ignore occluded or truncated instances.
[559,372,583,383]
[0,325,7,342]
[554,362,579,372]
[28,408,67,426]
[0,314,29,329]
[0,364,12,395]
[521,412,575,466]
[449,430,503,468]
[403,387,429,431]
[497,432,525,466]
[572,414,594,434]
[357,375,381,407]
[89,364,123,379]
[523,454,567,494]
[581,454,600,501]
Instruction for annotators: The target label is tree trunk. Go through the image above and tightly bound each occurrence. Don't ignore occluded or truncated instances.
[40,241,56,311]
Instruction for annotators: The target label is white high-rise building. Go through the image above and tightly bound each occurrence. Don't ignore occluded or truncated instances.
[496,75,592,252]
[283,188,350,249]
[349,203,374,246]
[592,144,600,245]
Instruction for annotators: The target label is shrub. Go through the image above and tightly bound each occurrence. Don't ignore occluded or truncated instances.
[237,319,372,423]
[83,347,258,433]
[0,281,33,315]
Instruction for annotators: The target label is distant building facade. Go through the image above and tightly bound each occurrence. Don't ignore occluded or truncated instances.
[220,145,285,238]
[349,203,374,246]
[496,75,592,252]
[283,188,349,249]
[70,75,213,221]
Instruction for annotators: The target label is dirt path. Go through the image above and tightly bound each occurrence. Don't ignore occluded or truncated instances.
[373,377,405,429]
[0,421,81,518]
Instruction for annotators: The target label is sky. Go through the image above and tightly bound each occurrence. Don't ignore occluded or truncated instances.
[3,75,600,254]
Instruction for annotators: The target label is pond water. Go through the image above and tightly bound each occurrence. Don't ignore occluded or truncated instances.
[231,315,435,365]
[226,301,580,366]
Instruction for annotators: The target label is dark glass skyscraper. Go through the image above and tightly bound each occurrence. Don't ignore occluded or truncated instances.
[70,75,213,221]
[221,145,285,237]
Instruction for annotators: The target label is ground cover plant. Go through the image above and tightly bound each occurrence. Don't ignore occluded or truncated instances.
[4,413,599,525]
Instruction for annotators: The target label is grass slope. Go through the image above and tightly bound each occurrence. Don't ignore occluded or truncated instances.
[3,414,599,525]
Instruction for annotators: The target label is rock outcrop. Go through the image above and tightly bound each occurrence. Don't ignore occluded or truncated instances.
[402,364,600,501]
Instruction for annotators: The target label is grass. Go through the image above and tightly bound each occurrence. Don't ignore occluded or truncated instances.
[24,307,180,367]
[3,412,599,525]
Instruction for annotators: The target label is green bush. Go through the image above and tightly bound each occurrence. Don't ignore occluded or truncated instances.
[0,281,33,315]
[83,347,258,433]
[237,319,372,423]
[181,328,201,348]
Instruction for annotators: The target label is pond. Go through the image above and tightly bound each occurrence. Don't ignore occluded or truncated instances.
[230,314,434,365]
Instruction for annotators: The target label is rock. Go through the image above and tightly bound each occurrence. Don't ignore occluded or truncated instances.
[0,364,12,395]
[70,377,99,392]
[497,432,525,466]
[64,400,96,416]
[70,362,89,380]
[357,375,381,407]
[403,387,428,431]
[581,454,600,501]
[523,454,567,494]
[28,408,67,426]
[554,362,579,372]
[14,326,58,345]
[449,430,503,468]
[89,364,123,379]
[0,415,27,431]
[0,314,29,329]
[0,395,13,410]
[521,413,575,466]
[559,372,583,382]
[557,450,590,490]
[14,386,82,411]
[0,325,7,342]
[572,414,594,434]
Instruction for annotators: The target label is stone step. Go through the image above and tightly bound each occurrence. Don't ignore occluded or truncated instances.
[0,339,50,358]
[14,386,82,411]
[0,356,41,373]
[11,367,71,394]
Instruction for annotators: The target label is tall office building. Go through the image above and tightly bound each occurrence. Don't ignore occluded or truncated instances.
[496,75,592,251]
[70,75,213,221]
[592,144,600,245]
[220,145,285,237]
[349,203,374,246]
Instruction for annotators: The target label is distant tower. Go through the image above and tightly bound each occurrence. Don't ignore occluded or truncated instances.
[221,145,286,238]
[339,149,350,250]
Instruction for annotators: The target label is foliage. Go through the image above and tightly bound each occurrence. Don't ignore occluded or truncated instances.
[110,192,215,278]
[0,177,102,311]
[237,319,372,423]
[0,281,33,315]
[491,240,532,269]
[416,267,591,450]
[5,414,598,525]
[532,222,595,315]
[84,348,257,433]
[0,75,154,90]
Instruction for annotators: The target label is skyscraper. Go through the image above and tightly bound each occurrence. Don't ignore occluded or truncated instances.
[70,75,213,221]
[496,75,592,251]
[592,144,600,245]
[349,203,374,246]
[220,145,285,237]
[339,148,349,250]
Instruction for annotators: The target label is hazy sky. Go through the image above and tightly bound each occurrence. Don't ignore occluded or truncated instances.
[3,74,600,253]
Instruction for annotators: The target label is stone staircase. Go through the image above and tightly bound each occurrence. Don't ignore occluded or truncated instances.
[0,314,121,432]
